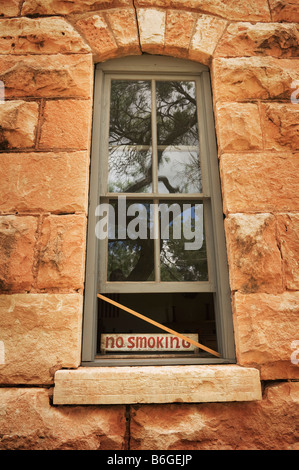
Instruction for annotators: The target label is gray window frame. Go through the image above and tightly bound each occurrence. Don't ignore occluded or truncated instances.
[82,56,236,366]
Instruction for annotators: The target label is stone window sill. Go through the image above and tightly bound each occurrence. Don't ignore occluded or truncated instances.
[53,365,262,405]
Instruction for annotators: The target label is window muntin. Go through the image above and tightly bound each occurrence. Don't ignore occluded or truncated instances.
[82,56,236,366]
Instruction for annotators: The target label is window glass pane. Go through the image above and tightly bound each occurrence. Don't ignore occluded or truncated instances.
[156,81,202,193]
[108,80,153,193]
[107,199,155,281]
[97,293,218,357]
[159,201,208,281]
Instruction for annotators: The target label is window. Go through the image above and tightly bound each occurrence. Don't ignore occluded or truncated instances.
[82,56,235,366]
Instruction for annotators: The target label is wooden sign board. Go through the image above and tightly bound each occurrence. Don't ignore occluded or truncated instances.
[101,333,199,353]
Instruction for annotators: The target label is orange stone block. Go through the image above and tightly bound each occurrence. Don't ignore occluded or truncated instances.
[0,17,90,54]
[277,214,299,290]
[22,0,131,16]
[76,13,118,61]
[135,0,271,21]
[37,214,87,290]
[39,99,92,150]
[215,102,263,152]
[212,57,299,102]
[233,291,299,380]
[0,216,38,292]
[164,10,196,58]
[215,22,299,58]
[0,152,90,213]
[225,213,283,294]
[220,152,299,214]
[189,14,227,65]
[106,8,140,55]
[0,0,20,16]
[0,100,39,150]
[269,0,299,23]
[0,54,93,99]
[260,103,299,151]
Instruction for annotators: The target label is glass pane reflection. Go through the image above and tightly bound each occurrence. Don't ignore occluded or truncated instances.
[159,201,208,281]
[108,80,152,193]
[156,81,201,194]
[107,200,155,282]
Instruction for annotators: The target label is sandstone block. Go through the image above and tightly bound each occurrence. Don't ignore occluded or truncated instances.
[0,55,93,99]
[0,293,83,384]
[233,292,299,380]
[75,13,118,62]
[106,8,141,56]
[225,213,283,294]
[0,0,20,16]
[137,8,166,54]
[277,214,299,290]
[189,14,227,65]
[39,99,92,150]
[0,152,89,213]
[215,103,263,152]
[135,1,271,21]
[269,0,299,23]
[215,22,299,58]
[0,216,38,292]
[22,0,131,16]
[53,365,262,405]
[220,152,299,213]
[0,388,126,450]
[164,10,196,58]
[260,103,299,151]
[0,100,39,150]
[37,214,87,290]
[212,57,299,102]
[0,17,90,54]
[129,382,299,450]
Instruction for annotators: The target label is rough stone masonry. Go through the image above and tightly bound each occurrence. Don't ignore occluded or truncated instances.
[0,0,298,450]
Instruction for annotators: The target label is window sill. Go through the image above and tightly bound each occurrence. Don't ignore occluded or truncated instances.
[53,365,262,405]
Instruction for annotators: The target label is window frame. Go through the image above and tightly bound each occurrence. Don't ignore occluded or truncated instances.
[82,56,236,366]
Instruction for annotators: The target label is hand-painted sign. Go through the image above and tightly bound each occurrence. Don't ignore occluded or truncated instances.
[101,333,199,353]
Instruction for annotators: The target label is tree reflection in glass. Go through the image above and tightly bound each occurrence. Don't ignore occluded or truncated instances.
[108,80,152,193]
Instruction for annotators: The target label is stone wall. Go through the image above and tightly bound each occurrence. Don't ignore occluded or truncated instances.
[0,0,298,450]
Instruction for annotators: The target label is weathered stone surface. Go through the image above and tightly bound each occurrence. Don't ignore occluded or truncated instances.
[164,10,196,58]
[0,55,93,99]
[75,13,118,61]
[260,103,299,151]
[135,0,271,21]
[0,100,39,149]
[215,22,299,58]
[0,388,126,450]
[212,57,299,102]
[22,0,131,16]
[39,99,92,150]
[277,214,299,290]
[189,14,227,65]
[53,365,262,405]
[225,214,283,294]
[106,8,140,55]
[233,292,299,380]
[37,214,87,290]
[0,216,38,292]
[0,294,83,384]
[0,17,90,54]
[137,8,166,54]
[0,152,89,213]
[269,0,299,23]
[130,382,299,450]
[220,152,299,213]
[215,103,263,152]
[0,0,20,17]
